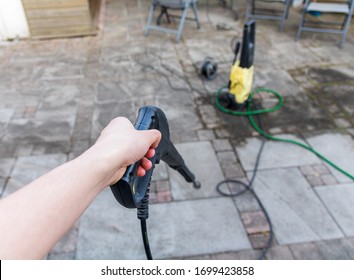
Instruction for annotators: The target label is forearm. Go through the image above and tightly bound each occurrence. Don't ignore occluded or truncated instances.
[0,149,110,259]
[0,117,161,260]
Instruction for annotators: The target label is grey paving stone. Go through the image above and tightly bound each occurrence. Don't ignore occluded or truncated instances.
[170,141,225,200]
[313,164,330,175]
[290,243,324,260]
[4,154,67,196]
[4,119,74,143]
[299,165,315,176]
[151,162,168,181]
[266,246,294,260]
[334,118,351,129]
[0,108,15,124]
[249,233,272,250]
[236,136,321,171]
[154,180,170,192]
[306,133,354,183]
[221,163,245,178]
[340,237,354,259]
[0,177,6,196]
[209,252,240,260]
[321,174,338,185]
[306,175,323,187]
[0,158,15,177]
[197,130,215,141]
[250,168,343,244]
[199,105,221,129]
[40,62,84,80]
[233,249,261,260]
[212,139,232,152]
[315,239,351,260]
[315,183,354,236]
[217,151,238,165]
[77,189,251,259]
[0,143,17,158]
[233,190,261,212]
[253,67,305,96]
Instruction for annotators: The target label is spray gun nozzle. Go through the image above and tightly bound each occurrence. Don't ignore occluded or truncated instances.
[193,181,201,189]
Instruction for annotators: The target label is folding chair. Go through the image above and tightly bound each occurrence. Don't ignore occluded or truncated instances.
[244,0,292,31]
[296,0,354,47]
[144,0,200,43]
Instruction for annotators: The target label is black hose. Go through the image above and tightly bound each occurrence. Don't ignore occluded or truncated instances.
[215,100,274,259]
[140,218,153,260]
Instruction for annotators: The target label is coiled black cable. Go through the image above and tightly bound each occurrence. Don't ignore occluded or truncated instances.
[215,100,274,260]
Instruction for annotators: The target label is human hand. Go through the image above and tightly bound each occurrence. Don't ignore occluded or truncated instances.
[87,117,161,187]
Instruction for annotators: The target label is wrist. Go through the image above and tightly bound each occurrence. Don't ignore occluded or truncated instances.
[78,143,125,190]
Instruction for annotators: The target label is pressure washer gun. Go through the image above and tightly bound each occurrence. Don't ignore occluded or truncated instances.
[111,106,200,210]
[110,106,200,259]
[228,20,256,105]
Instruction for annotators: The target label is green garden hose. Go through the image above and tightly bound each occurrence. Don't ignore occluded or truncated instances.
[215,85,354,181]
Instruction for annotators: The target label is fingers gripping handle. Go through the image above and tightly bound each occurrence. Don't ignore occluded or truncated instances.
[110,106,200,209]
[110,107,159,209]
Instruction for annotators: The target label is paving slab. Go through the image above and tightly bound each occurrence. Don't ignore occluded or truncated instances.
[236,136,321,171]
[253,66,304,97]
[306,133,354,183]
[4,154,67,196]
[250,168,343,244]
[169,141,225,200]
[0,108,14,125]
[315,183,354,237]
[289,243,324,260]
[0,158,15,177]
[340,237,354,259]
[77,189,251,259]
[315,239,351,260]
[266,246,294,260]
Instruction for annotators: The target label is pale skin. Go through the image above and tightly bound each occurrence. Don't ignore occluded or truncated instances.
[0,117,161,260]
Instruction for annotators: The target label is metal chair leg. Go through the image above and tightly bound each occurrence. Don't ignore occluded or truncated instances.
[176,5,189,43]
[144,3,155,36]
[279,0,291,31]
[192,0,201,29]
[245,0,252,22]
[295,6,307,41]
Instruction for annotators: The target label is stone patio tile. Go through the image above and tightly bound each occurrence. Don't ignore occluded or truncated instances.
[315,183,354,236]
[236,136,321,171]
[241,211,269,235]
[340,237,354,259]
[197,129,215,141]
[253,66,304,96]
[4,154,67,196]
[77,189,251,259]
[0,108,15,125]
[306,133,354,183]
[170,141,225,200]
[250,168,343,245]
[212,139,232,152]
[289,243,324,260]
[315,239,351,260]
[266,246,294,260]
[0,177,6,196]
[0,158,15,177]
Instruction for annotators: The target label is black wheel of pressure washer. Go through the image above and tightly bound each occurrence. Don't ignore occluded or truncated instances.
[201,58,218,80]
